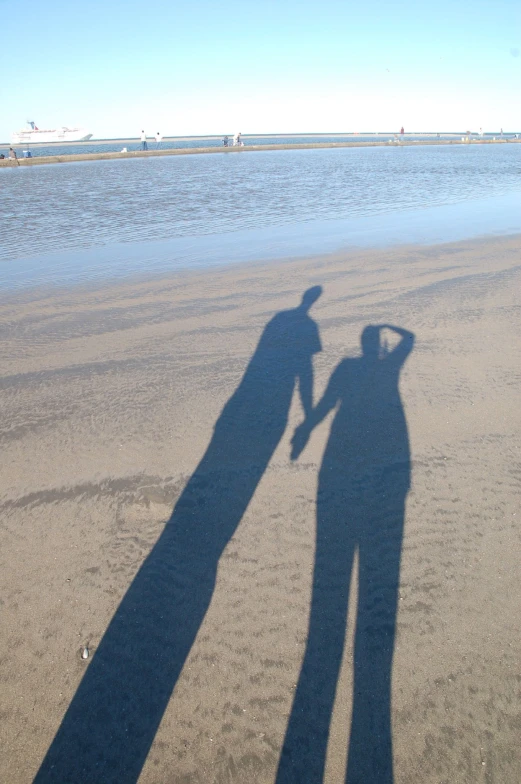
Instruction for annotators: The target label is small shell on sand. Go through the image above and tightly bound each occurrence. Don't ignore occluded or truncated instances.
[81,647,90,660]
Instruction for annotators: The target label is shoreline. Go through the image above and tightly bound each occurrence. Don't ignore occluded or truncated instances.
[2,231,518,305]
[1,137,519,167]
[3,189,520,296]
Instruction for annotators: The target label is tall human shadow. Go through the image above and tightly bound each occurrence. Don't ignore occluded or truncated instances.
[34,287,323,784]
[276,324,414,784]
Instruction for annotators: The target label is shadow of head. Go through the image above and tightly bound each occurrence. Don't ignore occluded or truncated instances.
[300,285,323,312]
[361,325,381,357]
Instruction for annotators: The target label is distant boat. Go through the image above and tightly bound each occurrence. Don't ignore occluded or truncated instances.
[11,121,93,145]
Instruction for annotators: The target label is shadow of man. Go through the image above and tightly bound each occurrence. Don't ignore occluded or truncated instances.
[34,287,323,784]
[276,324,414,784]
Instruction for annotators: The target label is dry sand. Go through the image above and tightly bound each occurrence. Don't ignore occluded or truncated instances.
[1,236,520,783]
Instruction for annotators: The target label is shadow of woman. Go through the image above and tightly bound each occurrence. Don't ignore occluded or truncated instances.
[34,287,323,784]
[276,324,414,784]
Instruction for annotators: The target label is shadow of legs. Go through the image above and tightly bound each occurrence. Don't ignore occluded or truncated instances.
[346,493,404,784]
[276,492,355,784]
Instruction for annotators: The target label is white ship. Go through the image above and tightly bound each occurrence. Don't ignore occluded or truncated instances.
[11,121,93,145]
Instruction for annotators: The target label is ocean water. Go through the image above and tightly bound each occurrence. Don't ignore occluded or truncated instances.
[1,143,520,290]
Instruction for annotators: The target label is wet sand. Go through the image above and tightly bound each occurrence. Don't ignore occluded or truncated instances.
[1,235,520,783]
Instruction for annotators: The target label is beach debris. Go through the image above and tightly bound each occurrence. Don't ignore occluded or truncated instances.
[81,646,90,660]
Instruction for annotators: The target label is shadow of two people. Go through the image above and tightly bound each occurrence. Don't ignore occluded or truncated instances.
[34,286,414,784]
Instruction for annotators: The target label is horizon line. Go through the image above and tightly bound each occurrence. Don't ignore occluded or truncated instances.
[4,130,519,146]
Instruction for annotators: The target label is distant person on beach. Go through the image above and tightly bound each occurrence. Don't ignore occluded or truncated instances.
[400,126,404,134]
[140,130,148,151]
[223,135,229,147]
[0,153,5,159]
[233,131,242,146]
[9,147,19,165]
[155,131,162,147]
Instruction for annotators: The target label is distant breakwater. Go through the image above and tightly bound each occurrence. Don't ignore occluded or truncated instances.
[1,138,519,167]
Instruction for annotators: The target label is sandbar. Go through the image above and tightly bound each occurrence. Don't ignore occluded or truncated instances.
[1,137,518,167]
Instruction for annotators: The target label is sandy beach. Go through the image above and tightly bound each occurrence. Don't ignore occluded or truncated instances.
[1,235,520,783]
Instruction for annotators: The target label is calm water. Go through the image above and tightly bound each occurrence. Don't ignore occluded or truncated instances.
[1,144,520,290]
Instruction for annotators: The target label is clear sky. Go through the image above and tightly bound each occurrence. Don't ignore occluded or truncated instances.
[1,0,519,140]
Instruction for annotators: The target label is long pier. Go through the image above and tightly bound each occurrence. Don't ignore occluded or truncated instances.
[1,137,519,167]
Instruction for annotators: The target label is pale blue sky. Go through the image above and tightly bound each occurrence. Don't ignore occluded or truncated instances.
[1,0,519,140]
